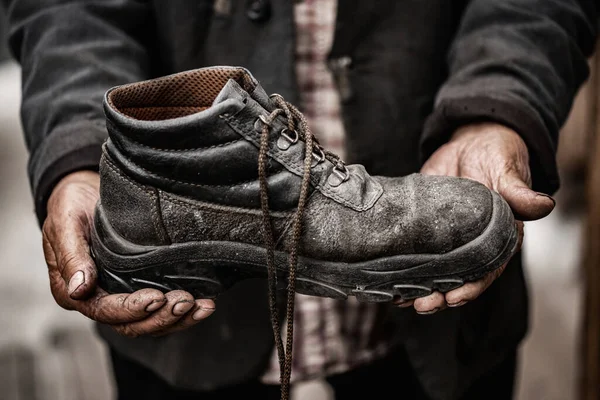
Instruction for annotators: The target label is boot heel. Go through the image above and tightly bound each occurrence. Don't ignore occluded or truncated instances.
[91,203,227,299]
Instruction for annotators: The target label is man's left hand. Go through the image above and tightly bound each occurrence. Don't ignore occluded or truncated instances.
[395,123,555,314]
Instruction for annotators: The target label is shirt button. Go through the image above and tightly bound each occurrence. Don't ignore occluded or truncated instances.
[246,0,271,23]
[328,56,354,102]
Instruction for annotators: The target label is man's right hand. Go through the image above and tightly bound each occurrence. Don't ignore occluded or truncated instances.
[42,170,215,337]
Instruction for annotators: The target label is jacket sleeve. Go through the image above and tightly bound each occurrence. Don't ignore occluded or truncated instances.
[2,0,152,226]
[420,0,597,194]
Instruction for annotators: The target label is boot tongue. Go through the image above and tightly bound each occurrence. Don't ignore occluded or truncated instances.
[211,78,247,106]
[211,78,275,112]
[248,84,276,111]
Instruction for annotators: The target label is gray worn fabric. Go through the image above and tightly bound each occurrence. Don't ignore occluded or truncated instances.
[2,0,597,399]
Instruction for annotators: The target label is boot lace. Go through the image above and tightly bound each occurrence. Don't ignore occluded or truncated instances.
[257,94,348,400]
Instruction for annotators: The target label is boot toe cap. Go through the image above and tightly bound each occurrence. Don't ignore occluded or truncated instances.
[407,174,494,255]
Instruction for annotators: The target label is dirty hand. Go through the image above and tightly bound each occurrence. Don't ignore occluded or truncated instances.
[395,123,555,314]
[42,170,215,337]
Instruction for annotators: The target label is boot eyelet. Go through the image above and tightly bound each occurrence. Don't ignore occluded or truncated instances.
[311,147,325,167]
[258,114,271,126]
[328,163,350,187]
[277,128,298,151]
[255,115,271,132]
[280,128,298,144]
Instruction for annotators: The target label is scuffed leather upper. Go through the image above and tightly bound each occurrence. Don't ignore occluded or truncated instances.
[100,66,494,262]
[289,174,492,262]
[103,66,382,213]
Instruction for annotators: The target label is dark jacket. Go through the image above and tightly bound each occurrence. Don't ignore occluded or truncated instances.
[3,0,597,399]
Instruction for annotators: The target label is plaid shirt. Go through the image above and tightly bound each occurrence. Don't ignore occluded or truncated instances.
[260,0,393,384]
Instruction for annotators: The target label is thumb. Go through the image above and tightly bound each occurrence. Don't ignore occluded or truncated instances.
[45,215,98,300]
[62,233,98,300]
[497,172,555,221]
[44,171,101,301]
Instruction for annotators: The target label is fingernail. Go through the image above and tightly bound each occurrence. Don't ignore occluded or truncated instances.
[172,300,194,316]
[145,298,166,312]
[68,271,85,295]
[417,308,439,315]
[192,306,215,321]
[536,192,556,206]
[447,300,467,308]
[395,301,413,308]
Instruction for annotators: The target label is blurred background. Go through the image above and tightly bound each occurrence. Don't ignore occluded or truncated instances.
[0,7,596,400]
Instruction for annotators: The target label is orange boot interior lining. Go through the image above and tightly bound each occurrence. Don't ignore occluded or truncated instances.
[107,67,255,121]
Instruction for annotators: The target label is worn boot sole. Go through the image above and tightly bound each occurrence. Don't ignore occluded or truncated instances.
[91,192,519,302]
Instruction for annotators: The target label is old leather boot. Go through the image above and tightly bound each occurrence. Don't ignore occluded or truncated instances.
[92,66,518,303]
[91,66,518,397]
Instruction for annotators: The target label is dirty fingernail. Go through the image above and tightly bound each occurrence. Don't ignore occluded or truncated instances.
[417,308,439,315]
[172,301,193,316]
[145,298,166,312]
[536,192,556,206]
[192,306,215,321]
[68,271,85,295]
[448,300,467,308]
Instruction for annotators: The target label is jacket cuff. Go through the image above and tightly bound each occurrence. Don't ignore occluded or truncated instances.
[420,96,559,195]
[29,120,107,226]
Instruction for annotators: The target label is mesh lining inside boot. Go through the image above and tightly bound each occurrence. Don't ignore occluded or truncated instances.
[107,67,255,121]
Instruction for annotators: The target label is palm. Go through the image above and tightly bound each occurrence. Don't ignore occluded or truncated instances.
[396,123,553,313]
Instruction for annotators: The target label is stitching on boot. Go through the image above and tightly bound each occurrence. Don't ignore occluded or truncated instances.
[115,153,268,189]
[152,188,172,244]
[103,156,152,194]
[124,136,243,152]
[106,118,243,152]
[103,157,165,242]
[160,191,294,217]
[131,138,242,152]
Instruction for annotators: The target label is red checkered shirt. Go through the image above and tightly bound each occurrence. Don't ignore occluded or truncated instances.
[260,0,393,384]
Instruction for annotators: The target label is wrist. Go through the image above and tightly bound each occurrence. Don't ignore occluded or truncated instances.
[47,170,100,212]
[451,122,525,145]
[451,123,529,161]
[54,170,100,188]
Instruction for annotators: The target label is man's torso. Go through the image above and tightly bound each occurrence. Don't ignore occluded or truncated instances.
[98,2,528,399]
